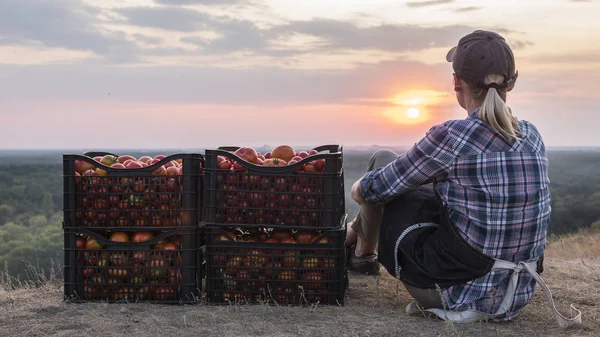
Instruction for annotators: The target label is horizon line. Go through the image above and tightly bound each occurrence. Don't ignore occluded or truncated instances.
[1,145,600,152]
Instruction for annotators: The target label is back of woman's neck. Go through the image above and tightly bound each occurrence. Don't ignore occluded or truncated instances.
[466,102,482,116]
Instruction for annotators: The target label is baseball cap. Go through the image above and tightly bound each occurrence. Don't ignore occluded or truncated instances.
[446,30,518,89]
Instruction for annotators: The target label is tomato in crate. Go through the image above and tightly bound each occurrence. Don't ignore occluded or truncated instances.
[204,220,348,305]
[63,227,201,304]
[63,152,203,230]
[203,145,344,229]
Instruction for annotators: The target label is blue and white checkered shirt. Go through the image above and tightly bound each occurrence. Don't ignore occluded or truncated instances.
[360,108,550,321]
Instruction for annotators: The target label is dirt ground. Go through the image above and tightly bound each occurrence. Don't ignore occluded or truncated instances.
[1,237,599,337]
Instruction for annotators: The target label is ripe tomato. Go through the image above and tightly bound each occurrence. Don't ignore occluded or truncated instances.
[271,145,296,162]
[304,163,316,172]
[109,232,129,242]
[294,231,314,244]
[86,237,104,249]
[218,160,232,170]
[163,160,178,169]
[233,147,258,164]
[131,231,153,243]
[313,159,325,172]
[117,155,137,164]
[126,161,144,169]
[166,166,178,175]
[76,236,87,249]
[263,158,287,167]
[152,165,167,176]
[297,151,309,159]
[75,160,94,174]
[232,161,245,171]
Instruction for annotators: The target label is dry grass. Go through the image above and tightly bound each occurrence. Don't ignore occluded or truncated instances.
[1,231,599,337]
[546,226,600,260]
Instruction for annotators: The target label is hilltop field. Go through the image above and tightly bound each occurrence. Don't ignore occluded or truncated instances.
[1,227,599,337]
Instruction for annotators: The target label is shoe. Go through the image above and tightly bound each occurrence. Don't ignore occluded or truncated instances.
[347,244,381,275]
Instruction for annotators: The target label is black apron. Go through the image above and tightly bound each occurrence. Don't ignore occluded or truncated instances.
[376,185,496,289]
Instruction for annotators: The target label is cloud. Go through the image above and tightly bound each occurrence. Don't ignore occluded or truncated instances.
[0,1,513,65]
[155,0,252,4]
[454,7,482,13]
[117,7,268,53]
[511,40,534,50]
[205,19,269,53]
[132,34,164,45]
[0,0,133,56]
[406,0,454,8]
[118,6,213,32]
[523,52,600,65]
[116,7,476,56]
[270,19,472,53]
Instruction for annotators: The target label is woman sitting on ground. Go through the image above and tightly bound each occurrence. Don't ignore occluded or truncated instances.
[345,30,581,327]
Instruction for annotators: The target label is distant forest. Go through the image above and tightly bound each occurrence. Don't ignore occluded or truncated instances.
[0,148,599,280]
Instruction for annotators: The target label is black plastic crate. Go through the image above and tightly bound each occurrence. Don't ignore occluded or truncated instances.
[63,227,201,304]
[63,152,203,230]
[203,145,344,229]
[204,221,348,305]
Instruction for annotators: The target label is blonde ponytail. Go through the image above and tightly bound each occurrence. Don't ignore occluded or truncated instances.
[471,74,522,142]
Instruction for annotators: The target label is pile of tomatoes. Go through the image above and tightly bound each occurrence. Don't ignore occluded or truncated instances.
[73,154,193,228]
[209,227,339,304]
[217,145,326,172]
[76,231,184,301]
[214,145,331,227]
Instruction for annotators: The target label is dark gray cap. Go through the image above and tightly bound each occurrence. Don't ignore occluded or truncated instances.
[446,30,518,89]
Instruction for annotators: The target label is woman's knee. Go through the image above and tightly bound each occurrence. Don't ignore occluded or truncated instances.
[368,149,400,170]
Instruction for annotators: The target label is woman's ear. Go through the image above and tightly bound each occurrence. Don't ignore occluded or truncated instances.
[507,71,518,92]
[507,81,516,92]
[453,73,462,92]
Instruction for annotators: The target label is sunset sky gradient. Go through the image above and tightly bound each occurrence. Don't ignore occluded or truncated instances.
[1,0,599,149]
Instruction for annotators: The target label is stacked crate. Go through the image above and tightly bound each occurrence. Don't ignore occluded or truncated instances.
[62,152,204,304]
[202,145,348,305]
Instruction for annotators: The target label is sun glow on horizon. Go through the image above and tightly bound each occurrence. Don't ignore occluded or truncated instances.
[382,89,449,126]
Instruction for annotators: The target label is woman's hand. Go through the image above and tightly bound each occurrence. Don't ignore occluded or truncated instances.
[351,178,366,205]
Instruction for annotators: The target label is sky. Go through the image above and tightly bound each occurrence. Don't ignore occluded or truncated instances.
[0,0,599,149]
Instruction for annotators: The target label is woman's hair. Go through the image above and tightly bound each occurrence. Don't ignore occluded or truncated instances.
[467,74,523,143]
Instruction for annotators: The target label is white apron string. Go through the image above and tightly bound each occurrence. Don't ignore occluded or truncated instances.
[408,259,582,328]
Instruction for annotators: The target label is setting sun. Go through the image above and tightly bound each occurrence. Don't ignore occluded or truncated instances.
[381,89,449,126]
[407,108,420,119]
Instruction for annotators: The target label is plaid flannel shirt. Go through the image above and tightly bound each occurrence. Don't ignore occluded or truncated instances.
[360,108,550,321]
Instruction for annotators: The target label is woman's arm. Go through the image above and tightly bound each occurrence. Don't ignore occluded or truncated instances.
[357,123,455,205]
